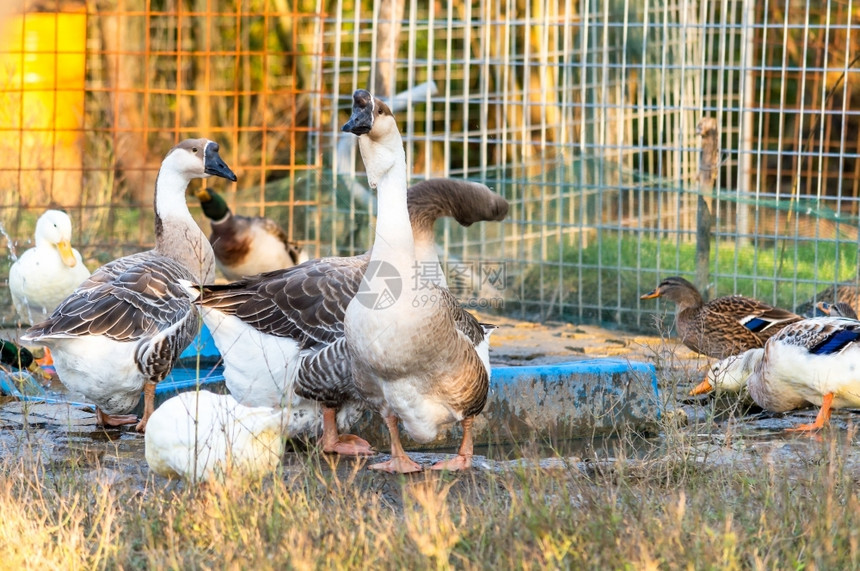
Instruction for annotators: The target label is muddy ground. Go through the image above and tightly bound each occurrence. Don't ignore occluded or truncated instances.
[0,315,855,486]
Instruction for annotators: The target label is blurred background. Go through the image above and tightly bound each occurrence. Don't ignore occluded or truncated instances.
[0,0,858,332]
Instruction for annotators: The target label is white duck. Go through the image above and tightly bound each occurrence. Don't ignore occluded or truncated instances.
[145,390,286,483]
[22,139,237,431]
[342,89,492,473]
[184,178,507,457]
[695,316,860,431]
[195,187,307,280]
[9,209,91,324]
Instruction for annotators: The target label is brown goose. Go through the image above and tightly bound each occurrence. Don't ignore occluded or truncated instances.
[196,187,306,280]
[184,177,507,457]
[22,139,237,431]
[640,276,802,359]
[342,89,494,473]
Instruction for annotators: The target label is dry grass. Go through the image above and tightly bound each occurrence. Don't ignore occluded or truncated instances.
[0,413,859,570]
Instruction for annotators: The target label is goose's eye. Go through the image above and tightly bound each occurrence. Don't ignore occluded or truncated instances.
[192,147,198,153]
[378,108,383,115]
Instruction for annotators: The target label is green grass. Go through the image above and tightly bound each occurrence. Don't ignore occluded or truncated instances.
[520,232,859,329]
[1,418,860,569]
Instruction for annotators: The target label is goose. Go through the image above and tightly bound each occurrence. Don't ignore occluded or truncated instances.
[9,209,91,324]
[640,276,801,359]
[693,316,860,431]
[184,178,507,457]
[341,89,493,473]
[816,300,858,320]
[195,187,307,281]
[22,139,237,431]
[145,390,286,483]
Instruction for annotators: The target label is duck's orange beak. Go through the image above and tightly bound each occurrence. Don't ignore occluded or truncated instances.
[196,188,212,202]
[56,240,77,267]
[640,288,661,300]
[689,376,714,396]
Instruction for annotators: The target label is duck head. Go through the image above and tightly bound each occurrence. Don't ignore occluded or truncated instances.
[341,89,402,189]
[640,276,704,308]
[34,210,78,267]
[816,300,858,320]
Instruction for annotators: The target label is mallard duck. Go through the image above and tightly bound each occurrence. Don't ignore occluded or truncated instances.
[184,178,507,457]
[195,187,306,281]
[22,139,237,431]
[816,300,858,320]
[0,339,49,380]
[9,209,91,324]
[341,89,493,473]
[640,276,801,359]
[795,283,860,317]
[694,316,860,431]
[145,390,286,483]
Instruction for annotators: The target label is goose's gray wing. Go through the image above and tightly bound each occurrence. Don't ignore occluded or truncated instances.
[25,251,196,342]
[195,254,368,347]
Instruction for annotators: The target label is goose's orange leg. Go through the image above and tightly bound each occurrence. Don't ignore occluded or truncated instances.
[320,406,375,456]
[135,382,157,432]
[369,415,422,474]
[431,417,475,471]
[787,393,834,432]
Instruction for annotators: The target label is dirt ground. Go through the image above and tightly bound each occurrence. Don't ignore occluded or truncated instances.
[0,315,854,485]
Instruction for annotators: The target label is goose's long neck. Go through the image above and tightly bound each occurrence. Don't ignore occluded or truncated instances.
[153,169,215,283]
[365,139,414,270]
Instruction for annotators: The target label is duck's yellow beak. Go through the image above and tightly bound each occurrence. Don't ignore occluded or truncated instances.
[56,240,78,267]
[196,189,212,202]
[640,288,661,300]
[26,361,51,382]
[689,376,714,396]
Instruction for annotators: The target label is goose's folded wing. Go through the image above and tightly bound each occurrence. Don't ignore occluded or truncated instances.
[25,254,194,342]
[196,255,368,346]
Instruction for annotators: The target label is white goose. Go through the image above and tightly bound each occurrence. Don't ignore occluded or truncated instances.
[9,209,91,324]
[184,178,507,456]
[145,390,286,483]
[22,139,237,431]
[342,89,492,473]
[695,316,860,431]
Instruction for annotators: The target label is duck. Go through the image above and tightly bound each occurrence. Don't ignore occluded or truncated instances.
[183,177,507,457]
[195,187,306,281]
[0,339,49,380]
[816,300,858,320]
[795,283,859,317]
[21,139,237,431]
[640,276,802,359]
[341,89,493,473]
[693,316,860,431]
[8,209,91,324]
[145,390,286,483]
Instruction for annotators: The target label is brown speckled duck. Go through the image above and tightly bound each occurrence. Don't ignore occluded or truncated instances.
[196,188,306,281]
[816,300,858,320]
[640,276,802,359]
[795,283,860,317]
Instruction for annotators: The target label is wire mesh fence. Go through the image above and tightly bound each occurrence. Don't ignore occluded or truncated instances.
[0,0,858,333]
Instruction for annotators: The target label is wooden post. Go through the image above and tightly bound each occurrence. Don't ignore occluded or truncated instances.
[696,117,719,300]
